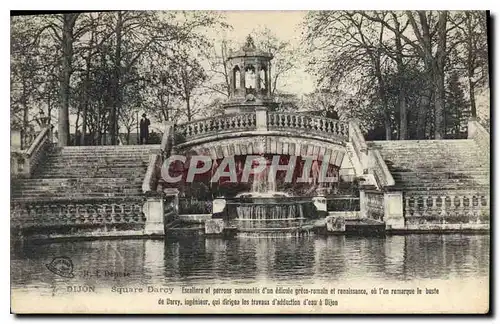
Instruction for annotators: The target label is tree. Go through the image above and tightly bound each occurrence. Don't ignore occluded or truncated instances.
[253,27,298,95]
[204,38,233,98]
[454,11,489,118]
[304,11,393,139]
[168,50,207,121]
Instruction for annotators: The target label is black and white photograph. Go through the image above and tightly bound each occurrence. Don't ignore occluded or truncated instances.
[9,10,490,314]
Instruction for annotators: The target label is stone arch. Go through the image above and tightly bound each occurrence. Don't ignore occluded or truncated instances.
[233,65,241,89]
[245,65,256,89]
[179,136,347,168]
[259,66,267,91]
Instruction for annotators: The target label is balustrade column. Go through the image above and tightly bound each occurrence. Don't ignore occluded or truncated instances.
[431,196,438,215]
[255,107,268,132]
[440,196,447,217]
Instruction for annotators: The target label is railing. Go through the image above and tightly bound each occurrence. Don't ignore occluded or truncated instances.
[468,118,490,153]
[11,197,146,229]
[178,198,212,215]
[348,120,368,169]
[142,153,163,194]
[404,192,490,225]
[348,120,394,189]
[365,191,385,221]
[160,122,175,157]
[11,126,51,177]
[142,122,175,194]
[267,112,349,140]
[369,149,395,188]
[176,113,257,143]
[326,197,360,211]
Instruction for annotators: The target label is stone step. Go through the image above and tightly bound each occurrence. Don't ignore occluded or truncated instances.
[39,162,149,169]
[43,156,149,161]
[58,144,160,151]
[12,182,143,192]
[13,177,144,185]
[391,174,489,180]
[382,153,489,163]
[52,153,156,158]
[12,191,143,200]
[384,155,488,159]
[392,184,489,191]
[11,194,147,204]
[387,167,489,174]
[389,169,489,175]
[12,188,143,197]
[370,139,475,146]
[34,173,147,180]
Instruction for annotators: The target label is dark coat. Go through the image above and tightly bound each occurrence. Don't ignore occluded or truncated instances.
[140,118,150,137]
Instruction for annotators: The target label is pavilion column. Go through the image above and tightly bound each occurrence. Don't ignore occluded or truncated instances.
[240,65,246,90]
[255,66,260,90]
[267,64,272,96]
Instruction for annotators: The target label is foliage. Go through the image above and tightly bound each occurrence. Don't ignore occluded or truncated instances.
[303,10,489,140]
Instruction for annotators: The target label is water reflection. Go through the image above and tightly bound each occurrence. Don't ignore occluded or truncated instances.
[11,234,489,290]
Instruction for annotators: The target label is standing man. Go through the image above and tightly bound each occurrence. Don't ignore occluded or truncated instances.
[140,113,150,144]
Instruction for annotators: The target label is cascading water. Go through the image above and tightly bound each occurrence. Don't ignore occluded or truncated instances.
[231,159,312,232]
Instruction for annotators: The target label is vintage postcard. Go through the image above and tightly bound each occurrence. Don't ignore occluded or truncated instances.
[10,10,490,314]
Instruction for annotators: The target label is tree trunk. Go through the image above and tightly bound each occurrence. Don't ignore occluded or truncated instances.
[465,11,477,118]
[110,11,123,145]
[434,72,445,139]
[392,14,407,140]
[80,30,94,146]
[416,88,431,139]
[59,14,78,146]
[186,98,192,122]
[468,77,476,117]
[434,11,448,139]
[374,61,390,140]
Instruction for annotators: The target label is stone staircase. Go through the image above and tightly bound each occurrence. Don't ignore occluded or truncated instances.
[11,145,160,202]
[369,139,489,192]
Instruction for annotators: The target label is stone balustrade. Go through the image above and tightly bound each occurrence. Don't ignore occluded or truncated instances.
[468,118,490,154]
[267,112,349,140]
[11,197,146,229]
[348,120,368,169]
[364,191,385,221]
[176,113,257,143]
[142,153,163,194]
[11,126,51,177]
[404,192,490,224]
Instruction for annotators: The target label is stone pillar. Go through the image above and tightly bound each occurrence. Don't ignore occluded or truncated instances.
[255,66,260,90]
[359,190,367,218]
[205,219,224,235]
[267,64,272,96]
[11,129,22,150]
[467,117,478,139]
[240,65,246,90]
[384,192,405,230]
[326,215,346,232]
[212,198,226,216]
[143,197,164,236]
[312,196,327,218]
[255,106,268,131]
[163,188,179,224]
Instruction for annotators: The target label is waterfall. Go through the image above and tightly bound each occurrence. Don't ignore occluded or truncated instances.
[234,157,304,226]
[250,160,277,195]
